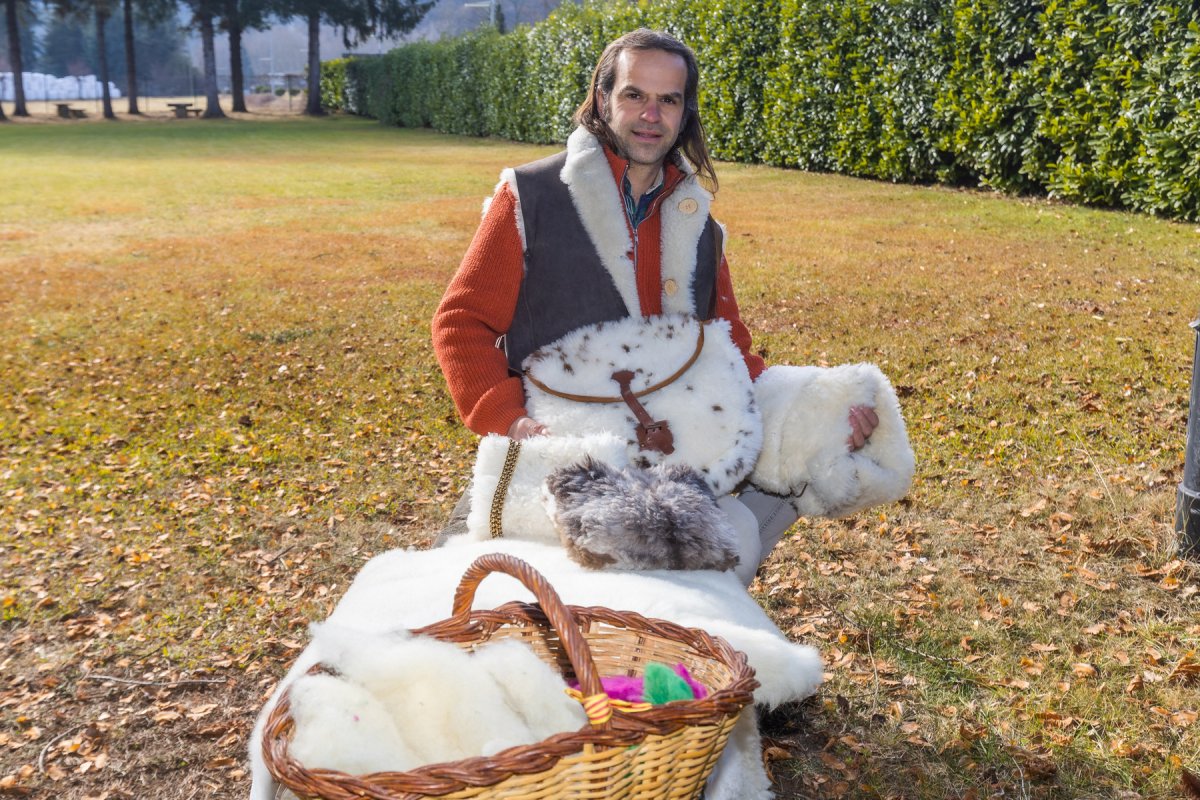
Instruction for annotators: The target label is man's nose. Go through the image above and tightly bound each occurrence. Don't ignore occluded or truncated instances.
[641,101,661,122]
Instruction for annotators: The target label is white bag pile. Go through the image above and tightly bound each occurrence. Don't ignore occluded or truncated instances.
[1,72,122,101]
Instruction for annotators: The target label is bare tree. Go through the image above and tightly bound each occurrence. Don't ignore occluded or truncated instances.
[221,0,268,112]
[121,0,137,112]
[120,0,176,114]
[4,0,30,116]
[53,0,119,119]
[95,2,115,117]
[180,0,224,117]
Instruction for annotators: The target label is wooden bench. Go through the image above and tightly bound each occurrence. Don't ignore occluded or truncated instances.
[56,103,86,119]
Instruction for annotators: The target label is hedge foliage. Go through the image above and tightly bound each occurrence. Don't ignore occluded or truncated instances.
[320,58,350,113]
[326,0,1200,220]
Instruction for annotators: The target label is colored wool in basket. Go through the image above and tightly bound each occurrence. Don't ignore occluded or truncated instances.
[572,662,706,704]
[286,625,586,775]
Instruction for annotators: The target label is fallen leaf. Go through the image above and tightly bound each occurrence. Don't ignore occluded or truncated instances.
[1072,663,1098,678]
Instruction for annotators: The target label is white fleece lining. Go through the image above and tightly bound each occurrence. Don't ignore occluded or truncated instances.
[481,168,527,254]
[559,127,640,315]
[658,160,711,315]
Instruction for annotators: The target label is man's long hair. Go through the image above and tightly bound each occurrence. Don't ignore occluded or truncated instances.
[573,29,718,193]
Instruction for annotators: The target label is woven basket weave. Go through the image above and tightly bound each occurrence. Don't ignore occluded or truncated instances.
[261,553,759,800]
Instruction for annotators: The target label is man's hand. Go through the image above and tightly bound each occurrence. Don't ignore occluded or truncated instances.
[847,405,879,451]
[507,416,550,440]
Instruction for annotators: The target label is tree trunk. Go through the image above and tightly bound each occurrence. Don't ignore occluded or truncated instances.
[4,0,28,116]
[229,18,245,112]
[96,7,115,120]
[122,0,139,114]
[303,11,322,116]
[199,13,225,118]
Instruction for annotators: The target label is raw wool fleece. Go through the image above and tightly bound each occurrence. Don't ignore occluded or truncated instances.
[749,364,916,518]
[523,314,762,495]
[287,674,418,776]
[249,538,824,800]
[286,627,585,775]
[464,432,630,543]
[542,458,739,571]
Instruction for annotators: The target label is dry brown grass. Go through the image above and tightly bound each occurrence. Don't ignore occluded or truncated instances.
[0,118,1196,799]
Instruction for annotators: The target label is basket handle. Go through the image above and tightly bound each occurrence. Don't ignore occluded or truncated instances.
[449,553,611,726]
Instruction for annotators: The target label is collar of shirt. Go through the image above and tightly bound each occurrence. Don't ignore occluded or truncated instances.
[622,168,665,229]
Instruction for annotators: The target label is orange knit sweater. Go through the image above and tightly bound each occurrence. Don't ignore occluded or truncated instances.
[432,147,766,436]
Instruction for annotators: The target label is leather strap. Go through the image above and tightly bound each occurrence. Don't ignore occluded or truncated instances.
[523,322,706,404]
[611,370,675,454]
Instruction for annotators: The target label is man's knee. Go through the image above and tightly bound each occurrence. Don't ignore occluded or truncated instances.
[431,489,471,548]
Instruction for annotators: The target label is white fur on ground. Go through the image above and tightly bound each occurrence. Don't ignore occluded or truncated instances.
[749,363,915,517]
[706,708,772,800]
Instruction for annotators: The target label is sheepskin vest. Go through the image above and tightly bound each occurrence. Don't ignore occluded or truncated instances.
[501,128,721,372]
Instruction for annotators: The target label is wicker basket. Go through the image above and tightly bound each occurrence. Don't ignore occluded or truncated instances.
[261,553,760,800]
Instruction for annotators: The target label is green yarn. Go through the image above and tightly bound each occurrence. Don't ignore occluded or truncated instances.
[643,662,696,705]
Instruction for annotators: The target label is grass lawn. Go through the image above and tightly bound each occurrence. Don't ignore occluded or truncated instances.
[1,115,1197,799]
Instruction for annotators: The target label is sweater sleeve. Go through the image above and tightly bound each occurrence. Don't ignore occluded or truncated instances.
[431,182,529,436]
[712,252,767,381]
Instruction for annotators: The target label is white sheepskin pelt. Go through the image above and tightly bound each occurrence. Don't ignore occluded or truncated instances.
[249,539,823,800]
[749,363,915,518]
[523,314,762,495]
[707,708,772,800]
[464,431,629,542]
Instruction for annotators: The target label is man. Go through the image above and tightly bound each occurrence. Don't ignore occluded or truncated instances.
[431,28,877,568]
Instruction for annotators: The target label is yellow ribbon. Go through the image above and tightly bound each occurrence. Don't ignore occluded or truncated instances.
[565,688,653,725]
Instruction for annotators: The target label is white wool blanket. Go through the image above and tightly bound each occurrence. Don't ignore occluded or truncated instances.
[249,539,823,800]
[750,363,915,517]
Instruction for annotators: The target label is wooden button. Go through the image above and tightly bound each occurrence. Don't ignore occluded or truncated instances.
[664,278,679,296]
[677,198,698,214]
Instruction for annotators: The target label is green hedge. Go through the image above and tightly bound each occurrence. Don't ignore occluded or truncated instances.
[323,0,1200,220]
[320,58,350,113]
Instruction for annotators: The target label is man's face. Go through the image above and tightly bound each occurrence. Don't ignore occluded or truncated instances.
[601,48,688,170]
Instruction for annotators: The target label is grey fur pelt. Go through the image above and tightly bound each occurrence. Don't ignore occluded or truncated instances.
[542,458,740,572]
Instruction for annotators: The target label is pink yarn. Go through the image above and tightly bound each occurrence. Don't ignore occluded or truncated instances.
[598,675,645,701]
[569,663,707,702]
[673,664,707,700]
